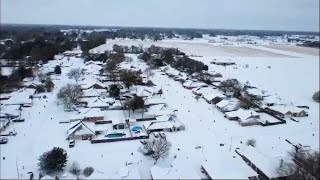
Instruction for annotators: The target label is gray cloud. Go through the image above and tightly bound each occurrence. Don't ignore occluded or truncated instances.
[1,0,319,31]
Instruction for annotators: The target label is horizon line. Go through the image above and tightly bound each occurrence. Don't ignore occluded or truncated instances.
[2,23,319,34]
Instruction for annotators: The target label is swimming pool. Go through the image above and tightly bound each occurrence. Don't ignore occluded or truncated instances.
[132,126,142,131]
[105,132,126,138]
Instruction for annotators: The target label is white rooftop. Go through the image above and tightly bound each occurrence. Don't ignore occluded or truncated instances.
[202,151,257,179]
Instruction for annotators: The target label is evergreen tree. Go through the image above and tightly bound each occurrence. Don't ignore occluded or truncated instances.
[38,147,68,175]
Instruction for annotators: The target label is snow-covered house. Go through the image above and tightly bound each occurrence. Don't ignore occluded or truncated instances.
[225,108,261,126]
[201,152,257,179]
[266,105,308,118]
[262,95,287,107]
[183,80,207,89]
[0,93,11,101]
[202,91,226,104]
[241,88,267,100]
[131,86,157,97]
[86,97,115,108]
[75,108,105,121]
[3,88,35,107]
[66,120,95,140]
[173,73,188,82]
[81,87,107,98]
[112,118,128,130]
[192,86,216,96]
[80,81,107,90]
[144,115,185,133]
[0,105,21,119]
[236,146,286,179]
[216,99,240,112]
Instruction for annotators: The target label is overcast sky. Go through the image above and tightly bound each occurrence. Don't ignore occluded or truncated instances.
[1,0,319,32]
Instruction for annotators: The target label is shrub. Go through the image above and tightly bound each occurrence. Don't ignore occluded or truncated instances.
[246,138,256,147]
[139,138,171,164]
[109,84,120,97]
[312,91,319,102]
[44,79,55,92]
[36,85,46,93]
[38,147,68,174]
[68,161,81,176]
[54,65,61,74]
[83,166,94,177]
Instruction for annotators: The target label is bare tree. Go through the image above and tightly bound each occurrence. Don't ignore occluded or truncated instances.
[277,147,320,179]
[67,68,85,82]
[144,67,155,80]
[69,161,81,177]
[246,138,256,147]
[38,71,48,83]
[119,69,142,89]
[312,91,319,102]
[44,79,55,92]
[139,138,171,164]
[57,84,83,109]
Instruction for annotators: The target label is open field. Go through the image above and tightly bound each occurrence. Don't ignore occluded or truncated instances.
[267,44,319,56]
[92,39,296,57]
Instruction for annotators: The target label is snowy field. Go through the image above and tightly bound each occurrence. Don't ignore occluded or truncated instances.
[267,44,320,56]
[1,38,319,179]
[91,39,295,57]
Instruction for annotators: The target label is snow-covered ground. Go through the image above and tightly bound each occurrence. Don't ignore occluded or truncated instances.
[1,38,319,179]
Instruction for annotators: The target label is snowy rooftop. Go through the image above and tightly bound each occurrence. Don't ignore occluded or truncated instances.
[202,151,257,179]
[225,108,259,120]
[237,146,284,178]
[267,105,306,114]
[216,98,240,109]
[81,87,107,97]
[3,88,35,105]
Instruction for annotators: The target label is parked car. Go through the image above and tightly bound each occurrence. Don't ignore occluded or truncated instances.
[159,132,166,139]
[0,137,8,144]
[8,131,17,136]
[69,139,75,148]
[152,132,160,138]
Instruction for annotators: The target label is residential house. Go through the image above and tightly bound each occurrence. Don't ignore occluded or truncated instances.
[81,87,107,98]
[86,97,115,109]
[225,108,261,126]
[2,88,35,107]
[202,91,226,104]
[66,120,95,140]
[75,108,105,122]
[112,118,128,130]
[80,81,107,91]
[236,146,287,179]
[201,151,257,179]
[183,80,207,89]
[216,99,240,112]
[144,115,185,133]
[266,105,308,118]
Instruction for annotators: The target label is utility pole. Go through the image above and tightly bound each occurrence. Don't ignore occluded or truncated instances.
[16,159,20,179]
[229,137,232,152]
